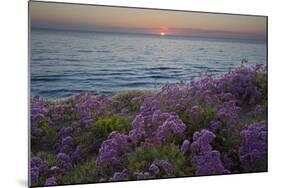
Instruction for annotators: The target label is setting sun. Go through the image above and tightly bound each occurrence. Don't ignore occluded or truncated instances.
[160,32,165,36]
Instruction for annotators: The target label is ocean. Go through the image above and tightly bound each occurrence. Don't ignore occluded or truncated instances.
[30,29,267,99]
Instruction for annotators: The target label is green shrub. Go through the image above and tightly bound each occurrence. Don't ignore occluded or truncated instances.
[74,116,132,152]
[34,152,59,167]
[113,90,155,112]
[127,143,194,177]
[31,122,58,152]
[94,115,132,136]
[58,157,98,184]
[39,122,58,144]
[183,104,217,138]
[255,72,267,105]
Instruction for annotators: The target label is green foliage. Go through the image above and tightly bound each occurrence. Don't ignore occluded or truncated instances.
[255,72,267,105]
[35,152,59,167]
[94,115,132,136]
[113,90,155,112]
[31,122,58,151]
[75,116,132,151]
[212,127,240,155]
[38,121,58,144]
[185,104,217,138]
[30,152,59,187]
[58,157,98,185]
[127,143,195,177]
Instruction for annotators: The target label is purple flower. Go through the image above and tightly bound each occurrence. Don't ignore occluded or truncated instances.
[59,144,72,154]
[155,113,187,144]
[181,139,190,154]
[216,102,240,125]
[132,115,145,130]
[254,105,264,114]
[239,121,267,172]
[189,105,201,116]
[189,129,230,175]
[71,145,86,164]
[63,162,73,171]
[191,129,216,154]
[31,157,43,168]
[143,172,150,178]
[128,128,145,145]
[109,169,129,181]
[29,64,267,181]
[30,156,49,178]
[61,136,74,146]
[53,143,60,153]
[57,153,71,163]
[136,171,151,180]
[153,160,173,175]
[149,163,160,175]
[38,161,49,175]
[59,127,73,138]
[96,132,131,175]
[192,150,229,175]
[222,150,239,172]
[31,167,39,183]
[74,92,114,127]
[44,177,57,186]
[209,120,222,132]
[31,97,51,136]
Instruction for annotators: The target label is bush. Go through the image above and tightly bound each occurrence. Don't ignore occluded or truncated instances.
[74,116,132,153]
[58,157,98,184]
[31,122,58,152]
[255,72,267,105]
[113,90,155,113]
[34,152,59,167]
[127,143,194,177]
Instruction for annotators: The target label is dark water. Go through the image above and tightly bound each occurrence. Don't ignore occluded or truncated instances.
[30,29,266,99]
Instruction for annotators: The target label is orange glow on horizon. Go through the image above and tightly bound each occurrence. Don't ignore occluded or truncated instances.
[30,1,267,40]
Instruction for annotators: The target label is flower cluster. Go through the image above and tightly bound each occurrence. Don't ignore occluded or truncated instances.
[151,160,174,175]
[181,139,190,154]
[135,171,151,180]
[96,131,131,176]
[190,129,216,154]
[239,121,268,172]
[48,103,73,124]
[128,110,187,145]
[190,129,229,175]
[74,92,114,127]
[57,152,73,172]
[30,97,50,136]
[155,113,187,144]
[192,150,230,175]
[44,177,57,186]
[216,65,265,106]
[30,157,49,183]
[109,169,129,181]
[216,100,241,126]
[30,65,267,186]
[54,127,76,158]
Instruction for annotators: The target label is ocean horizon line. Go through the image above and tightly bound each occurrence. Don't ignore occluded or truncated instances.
[30,27,266,44]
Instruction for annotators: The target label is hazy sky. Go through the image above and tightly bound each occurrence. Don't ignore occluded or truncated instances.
[30,1,267,40]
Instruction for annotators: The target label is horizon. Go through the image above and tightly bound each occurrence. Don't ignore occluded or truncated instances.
[31,27,267,43]
[30,1,267,41]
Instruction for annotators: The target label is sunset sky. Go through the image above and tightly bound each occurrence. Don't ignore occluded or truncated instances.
[30,1,267,40]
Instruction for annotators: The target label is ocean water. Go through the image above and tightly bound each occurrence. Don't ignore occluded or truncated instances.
[30,29,267,99]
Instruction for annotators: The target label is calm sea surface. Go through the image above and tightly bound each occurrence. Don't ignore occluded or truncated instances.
[30,29,266,99]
